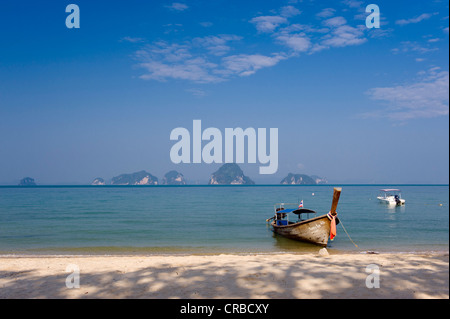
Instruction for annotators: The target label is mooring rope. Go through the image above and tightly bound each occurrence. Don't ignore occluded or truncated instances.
[339,220,359,248]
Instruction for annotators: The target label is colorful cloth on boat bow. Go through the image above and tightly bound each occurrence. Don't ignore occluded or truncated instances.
[327,212,337,241]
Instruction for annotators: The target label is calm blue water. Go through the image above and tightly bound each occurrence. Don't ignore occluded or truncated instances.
[0,185,448,254]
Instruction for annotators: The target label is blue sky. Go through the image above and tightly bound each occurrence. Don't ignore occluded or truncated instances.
[0,0,448,184]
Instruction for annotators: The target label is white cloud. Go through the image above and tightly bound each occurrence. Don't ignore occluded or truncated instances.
[136,41,191,63]
[316,8,336,18]
[120,37,145,43]
[193,34,242,56]
[280,6,301,18]
[396,13,436,26]
[221,53,287,77]
[139,58,220,83]
[392,41,439,54]
[276,33,311,52]
[321,24,366,48]
[165,2,189,11]
[162,23,184,34]
[341,0,363,9]
[135,41,222,83]
[270,14,367,54]
[367,28,393,39]
[134,4,371,84]
[365,68,449,120]
[250,16,288,33]
[323,16,347,27]
[135,38,286,82]
[248,8,369,59]
[185,88,207,97]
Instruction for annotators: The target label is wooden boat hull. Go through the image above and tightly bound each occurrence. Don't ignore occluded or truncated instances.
[271,214,332,246]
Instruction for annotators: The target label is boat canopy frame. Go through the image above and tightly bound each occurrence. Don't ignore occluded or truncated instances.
[274,203,317,222]
[379,189,403,198]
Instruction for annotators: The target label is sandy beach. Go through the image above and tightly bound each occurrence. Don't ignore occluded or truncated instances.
[0,252,448,299]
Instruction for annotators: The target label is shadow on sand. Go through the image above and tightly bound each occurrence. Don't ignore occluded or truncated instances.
[0,253,448,299]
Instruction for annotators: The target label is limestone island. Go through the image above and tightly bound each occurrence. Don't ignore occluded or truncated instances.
[208,163,255,185]
[161,171,186,185]
[111,170,158,185]
[18,177,36,186]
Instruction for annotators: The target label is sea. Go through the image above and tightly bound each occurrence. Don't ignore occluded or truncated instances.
[0,185,448,255]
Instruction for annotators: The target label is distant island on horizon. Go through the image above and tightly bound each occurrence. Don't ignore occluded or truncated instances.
[15,164,329,186]
[14,164,448,186]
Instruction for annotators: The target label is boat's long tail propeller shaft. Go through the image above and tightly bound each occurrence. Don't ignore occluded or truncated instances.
[328,187,342,241]
[330,187,342,216]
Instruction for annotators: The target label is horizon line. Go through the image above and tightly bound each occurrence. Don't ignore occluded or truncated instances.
[1,184,448,188]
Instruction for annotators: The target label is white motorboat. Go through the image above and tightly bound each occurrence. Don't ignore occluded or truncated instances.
[377,189,406,206]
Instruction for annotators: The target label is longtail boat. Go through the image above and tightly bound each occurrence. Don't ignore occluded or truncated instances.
[266,187,342,247]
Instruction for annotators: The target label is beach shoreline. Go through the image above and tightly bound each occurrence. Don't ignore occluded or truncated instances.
[0,248,449,257]
[1,251,448,299]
